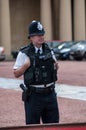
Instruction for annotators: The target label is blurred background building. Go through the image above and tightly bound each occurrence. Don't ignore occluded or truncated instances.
[0,0,86,59]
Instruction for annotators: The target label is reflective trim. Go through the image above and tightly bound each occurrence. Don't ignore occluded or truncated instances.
[30,82,54,88]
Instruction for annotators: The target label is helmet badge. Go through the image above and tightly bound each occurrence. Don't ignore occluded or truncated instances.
[37,22,43,30]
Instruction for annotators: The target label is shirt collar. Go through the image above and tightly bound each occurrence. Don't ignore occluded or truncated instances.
[35,46,42,54]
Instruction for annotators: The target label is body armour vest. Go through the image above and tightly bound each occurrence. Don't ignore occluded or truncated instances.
[20,43,57,86]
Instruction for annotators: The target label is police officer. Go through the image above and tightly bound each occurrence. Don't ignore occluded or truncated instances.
[13,20,59,124]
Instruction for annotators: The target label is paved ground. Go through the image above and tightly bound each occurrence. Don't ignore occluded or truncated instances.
[0,61,86,127]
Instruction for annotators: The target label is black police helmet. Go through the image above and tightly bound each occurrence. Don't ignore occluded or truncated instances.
[28,20,45,38]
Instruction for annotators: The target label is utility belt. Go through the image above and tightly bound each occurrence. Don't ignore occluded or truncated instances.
[20,83,55,102]
[29,83,55,94]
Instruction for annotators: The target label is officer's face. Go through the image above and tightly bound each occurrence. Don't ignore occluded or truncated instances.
[30,35,45,47]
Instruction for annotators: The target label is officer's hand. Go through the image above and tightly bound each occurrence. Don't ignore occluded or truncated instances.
[55,61,59,70]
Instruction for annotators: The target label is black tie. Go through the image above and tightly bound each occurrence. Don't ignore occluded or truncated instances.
[37,49,40,55]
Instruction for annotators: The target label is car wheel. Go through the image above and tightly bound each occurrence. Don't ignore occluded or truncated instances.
[84,52,86,60]
[69,55,74,60]
[0,57,5,61]
[74,57,83,61]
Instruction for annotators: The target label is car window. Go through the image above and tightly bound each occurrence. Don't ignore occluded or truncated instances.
[47,41,62,48]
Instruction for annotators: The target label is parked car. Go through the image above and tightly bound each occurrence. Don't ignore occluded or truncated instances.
[70,40,86,60]
[0,46,6,61]
[11,50,19,59]
[45,40,64,59]
[46,40,63,48]
[53,41,77,60]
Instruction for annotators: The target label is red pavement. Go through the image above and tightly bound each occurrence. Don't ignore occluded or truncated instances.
[0,61,86,127]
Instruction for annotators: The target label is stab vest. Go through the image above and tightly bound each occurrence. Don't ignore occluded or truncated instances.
[20,43,57,86]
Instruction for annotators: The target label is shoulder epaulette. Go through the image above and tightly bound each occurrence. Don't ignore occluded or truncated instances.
[20,44,30,51]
